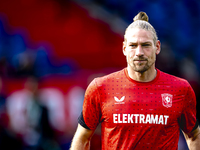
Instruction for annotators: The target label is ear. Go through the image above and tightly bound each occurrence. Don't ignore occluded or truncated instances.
[155,40,161,55]
[123,41,127,56]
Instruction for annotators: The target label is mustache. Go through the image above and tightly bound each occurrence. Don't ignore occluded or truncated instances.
[132,57,148,61]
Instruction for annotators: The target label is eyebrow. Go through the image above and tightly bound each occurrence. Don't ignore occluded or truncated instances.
[141,42,152,45]
[128,41,152,45]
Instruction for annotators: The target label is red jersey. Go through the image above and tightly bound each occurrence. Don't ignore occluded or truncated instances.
[80,68,196,150]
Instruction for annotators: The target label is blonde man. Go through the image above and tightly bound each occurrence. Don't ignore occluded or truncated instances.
[70,12,200,150]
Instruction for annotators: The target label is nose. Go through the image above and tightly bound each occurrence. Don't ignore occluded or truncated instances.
[135,45,144,57]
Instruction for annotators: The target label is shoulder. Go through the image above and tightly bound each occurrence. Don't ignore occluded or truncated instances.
[93,69,125,86]
[158,69,190,87]
[86,69,125,92]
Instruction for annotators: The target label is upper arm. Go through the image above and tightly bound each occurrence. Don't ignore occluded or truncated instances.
[70,124,95,150]
[183,126,200,141]
[178,83,197,133]
[75,124,95,140]
[82,79,101,130]
[182,125,200,149]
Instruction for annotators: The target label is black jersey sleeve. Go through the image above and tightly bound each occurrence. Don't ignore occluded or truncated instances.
[191,120,199,132]
[78,111,91,130]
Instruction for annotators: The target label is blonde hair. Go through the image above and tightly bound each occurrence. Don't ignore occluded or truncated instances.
[124,12,158,45]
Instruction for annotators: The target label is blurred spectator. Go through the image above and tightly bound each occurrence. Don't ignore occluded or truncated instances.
[6,76,61,150]
[0,76,23,149]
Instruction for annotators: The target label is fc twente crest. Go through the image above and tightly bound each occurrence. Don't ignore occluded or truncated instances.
[161,93,173,108]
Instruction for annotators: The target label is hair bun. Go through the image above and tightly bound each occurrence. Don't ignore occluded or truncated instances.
[133,12,149,22]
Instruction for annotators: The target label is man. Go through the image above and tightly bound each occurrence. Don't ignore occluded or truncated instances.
[70,12,200,150]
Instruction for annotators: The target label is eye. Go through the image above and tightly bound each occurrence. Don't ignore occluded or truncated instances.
[142,43,151,47]
[129,44,137,48]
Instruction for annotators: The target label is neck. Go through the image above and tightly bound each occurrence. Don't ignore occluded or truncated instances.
[127,66,157,82]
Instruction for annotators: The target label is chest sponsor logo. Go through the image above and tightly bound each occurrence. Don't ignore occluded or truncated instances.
[114,96,125,104]
[113,114,169,125]
[161,93,173,108]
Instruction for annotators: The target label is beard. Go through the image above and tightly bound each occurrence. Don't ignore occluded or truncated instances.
[132,63,150,73]
[129,56,155,73]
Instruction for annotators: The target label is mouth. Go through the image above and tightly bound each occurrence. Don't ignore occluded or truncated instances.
[134,60,146,61]
[134,60,147,63]
[133,59,147,66]
[133,57,147,61]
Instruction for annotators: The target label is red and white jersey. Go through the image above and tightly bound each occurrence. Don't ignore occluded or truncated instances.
[80,68,196,150]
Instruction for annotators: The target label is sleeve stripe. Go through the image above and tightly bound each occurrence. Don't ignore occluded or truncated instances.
[78,111,91,130]
[191,120,199,132]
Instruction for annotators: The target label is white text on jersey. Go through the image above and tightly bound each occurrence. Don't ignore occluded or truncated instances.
[113,114,169,125]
